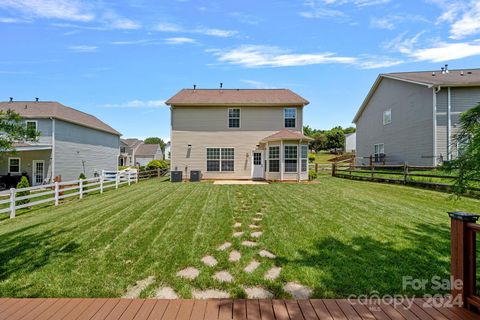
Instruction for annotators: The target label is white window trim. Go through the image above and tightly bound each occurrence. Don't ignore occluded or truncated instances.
[283,144,298,173]
[374,143,385,156]
[301,144,308,173]
[8,157,21,174]
[32,160,45,186]
[227,108,241,129]
[206,147,235,172]
[284,108,297,129]
[268,145,280,173]
[383,109,392,125]
[25,120,38,130]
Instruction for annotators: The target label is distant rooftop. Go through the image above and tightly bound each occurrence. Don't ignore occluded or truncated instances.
[165,89,309,106]
[383,68,480,87]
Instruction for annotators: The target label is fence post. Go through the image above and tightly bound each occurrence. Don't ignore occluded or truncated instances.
[403,162,408,184]
[79,179,84,199]
[371,165,375,179]
[128,171,131,186]
[115,172,119,189]
[9,188,16,219]
[135,170,139,184]
[448,211,480,308]
[331,163,336,177]
[315,163,318,173]
[100,175,104,194]
[157,168,161,178]
[54,182,59,206]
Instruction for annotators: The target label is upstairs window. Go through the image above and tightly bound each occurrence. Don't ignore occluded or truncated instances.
[228,108,240,128]
[284,108,296,128]
[383,109,392,125]
[284,145,298,172]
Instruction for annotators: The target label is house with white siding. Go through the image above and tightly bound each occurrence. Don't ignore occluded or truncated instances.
[0,100,121,186]
[353,67,480,166]
[119,138,163,166]
[166,88,312,181]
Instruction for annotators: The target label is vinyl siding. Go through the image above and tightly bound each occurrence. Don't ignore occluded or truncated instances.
[356,77,434,166]
[0,150,52,184]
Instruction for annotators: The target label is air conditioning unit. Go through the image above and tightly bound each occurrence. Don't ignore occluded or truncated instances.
[190,170,201,182]
[170,171,183,182]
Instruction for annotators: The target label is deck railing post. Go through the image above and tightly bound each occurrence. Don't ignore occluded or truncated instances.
[79,179,84,199]
[54,182,59,206]
[9,188,16,219]
[448,211,480,308]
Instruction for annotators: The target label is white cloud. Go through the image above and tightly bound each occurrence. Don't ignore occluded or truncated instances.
[357,56,403,69]
[102,100,166,108]
[164,37,196,45]
[0,0,94,22]
[431,0,480,39]
[111,39,153,45]
[300,0,389,19]
[370,17,395,30]
[195,28,237,37]
[240,80,278,89]
[154,22,237,37]
[0,17,26,23]
[154,22,182,32]
[68,45,97,53]
[230,12,261,25]
[102,12,141,30]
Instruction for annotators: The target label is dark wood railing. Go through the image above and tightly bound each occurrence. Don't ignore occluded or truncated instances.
[449,211,480,311]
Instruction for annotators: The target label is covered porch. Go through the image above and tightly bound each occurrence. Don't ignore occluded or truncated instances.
[253,130,313,182]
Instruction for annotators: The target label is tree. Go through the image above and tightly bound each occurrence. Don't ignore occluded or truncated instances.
[325,128,345,149]
[144,137,166,152]
[310,132,327,152]
[303,125,315,137]
[445,104,480,196]
[0,109,39,151]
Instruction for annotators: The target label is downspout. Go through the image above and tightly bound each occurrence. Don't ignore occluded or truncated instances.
[447,87,452,161]
[51,117,55,182]
[280,140,284,181]
[297,139,302,182]
[433,86,441,166]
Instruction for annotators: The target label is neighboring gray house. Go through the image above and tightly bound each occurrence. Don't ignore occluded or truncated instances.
[0,100,121,184]
[135,143,163,166]
[164,141,171,160]
[118,138,163,166]
[353,67,480,166]
[344,132,356,153]
[119,138,142,166]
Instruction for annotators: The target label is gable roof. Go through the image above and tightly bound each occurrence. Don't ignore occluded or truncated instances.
[165,89,309,106]
[122,138,143,148]
[135,143,161,156]
[0,101,120,135]
[353,68,480,123]
[260,129,313,143]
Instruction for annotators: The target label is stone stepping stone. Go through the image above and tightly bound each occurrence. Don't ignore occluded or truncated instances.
[213,271,234,283]
[251,231,263,238]
[122,276,156,298]
[264,267,282,280]
[233,222,242,228]
[244,287,273,299]
[154,287,178,299]
[217,242,232,251]
[259,250,276,259]
[244,260,260,273]
[241,240,258,247]
[283,282,313,299]
[229,250,241,262]
[233,231,244,238]
[249,224,260,229]
[253,218,262,222]
[256,212,263,216]
[201,255,218,267]
[192,289,230,299]
[177,267,199,280]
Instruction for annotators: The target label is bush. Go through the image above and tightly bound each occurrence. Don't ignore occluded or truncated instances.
[308,170,318,181]
[78,173,86,180]
[308,153,316,163]
[16,176,30,205]
[146,160,169,171]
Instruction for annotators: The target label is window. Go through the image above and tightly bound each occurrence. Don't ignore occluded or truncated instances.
[228,108,240,128]
[269,146,280,172]
[26,120,37,131]
[457,136,470,158]
[207,148,234,172]
[8,158,20,174]
[253,152,261,165]
[383,109,392,125]
[301,145,308,172]
[284,145,297,172]
[284,108,296,128]
[374,143,385,162]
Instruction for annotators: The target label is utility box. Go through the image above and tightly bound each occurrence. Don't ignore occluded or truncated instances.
[190,170,201,182]
[170,171,183,182]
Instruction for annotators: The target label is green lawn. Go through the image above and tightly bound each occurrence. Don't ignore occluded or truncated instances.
[313,151,336,164]
[0,176,479,298]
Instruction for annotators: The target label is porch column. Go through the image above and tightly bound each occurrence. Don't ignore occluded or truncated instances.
[280,140,284,181]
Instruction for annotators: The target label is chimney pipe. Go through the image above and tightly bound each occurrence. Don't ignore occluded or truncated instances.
[220,82,223,89]
[35,97,39,102]
[441,67,445,74]
[9,97,13,102]
[193,84,196,91]
[445,64,449,73]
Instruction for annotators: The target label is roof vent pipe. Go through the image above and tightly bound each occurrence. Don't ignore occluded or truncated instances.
[432,72,436,76]
[220,82,223,89]
[460,71,464,76]
[35,97,39,102]
[9,97,13,102]
[193,84,196,91]
[445,64,449,73]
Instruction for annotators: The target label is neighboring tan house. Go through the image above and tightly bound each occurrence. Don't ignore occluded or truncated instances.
[344,132,356,153]
[165,89,312,181]
[0,100,120,185]
[164,141,171,160]
[353,67,480,166]
[118,138,163,166]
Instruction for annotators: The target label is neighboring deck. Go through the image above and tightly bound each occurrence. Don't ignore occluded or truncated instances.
[0,298,478,320]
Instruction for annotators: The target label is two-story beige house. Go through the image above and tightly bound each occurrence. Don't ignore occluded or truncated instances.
[166,89,312,181]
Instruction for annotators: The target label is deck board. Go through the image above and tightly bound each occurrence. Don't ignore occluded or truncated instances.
[0,298,477,320]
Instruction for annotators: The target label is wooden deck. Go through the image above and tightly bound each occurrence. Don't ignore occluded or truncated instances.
[0,298,478,320]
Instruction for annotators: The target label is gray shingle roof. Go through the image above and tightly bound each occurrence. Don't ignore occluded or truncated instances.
[384,68,480,86]
[135,143,161,156]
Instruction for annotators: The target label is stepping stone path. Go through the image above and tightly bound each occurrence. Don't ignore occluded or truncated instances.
[233,222,242,228]
[213,271,234,283]
[217,242,231,251]
[177,267,199,280]
[249,224,260,229]
[201,255,218,267]
[244,287,273,299]
[154,287,178,299]
[259,250,276,259]
[122,276,156,298]
[251,231,263,238]
[241,240,258,247]
[264,267,282,280]
[283,282,313,299]
[233,231,244,238]
[256,212,263,216]
[192,289,230,299]
[253,218,262,222]
[229,250,241,262]
[244,260,260,273]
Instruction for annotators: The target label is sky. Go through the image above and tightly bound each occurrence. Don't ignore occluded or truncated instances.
[1,0,480,141]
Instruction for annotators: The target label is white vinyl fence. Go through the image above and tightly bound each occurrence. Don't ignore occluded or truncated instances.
[0,169,139,219]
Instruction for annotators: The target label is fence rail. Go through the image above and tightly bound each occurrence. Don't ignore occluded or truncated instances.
[0,169,149,219]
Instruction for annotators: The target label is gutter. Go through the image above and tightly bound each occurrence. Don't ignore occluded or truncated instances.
[51,117,55,181]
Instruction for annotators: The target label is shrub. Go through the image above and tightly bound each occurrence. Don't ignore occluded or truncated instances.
[146,160,169,171]
[308,153,316,163]
[78,173,86,180]
[16,176,30,205]
[308,170,318,181]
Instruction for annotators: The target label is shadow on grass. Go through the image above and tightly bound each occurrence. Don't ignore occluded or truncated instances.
[277,222,452,298]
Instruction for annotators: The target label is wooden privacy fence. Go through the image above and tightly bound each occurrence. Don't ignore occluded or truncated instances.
[449,212,480,312]
[0,169,141,219]
[332,163,480,194]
